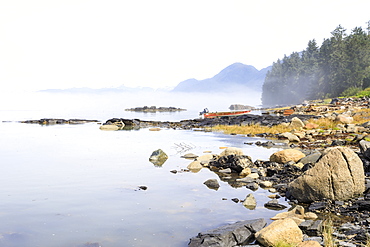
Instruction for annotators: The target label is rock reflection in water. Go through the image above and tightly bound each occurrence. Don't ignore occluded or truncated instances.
[149,148,168,166]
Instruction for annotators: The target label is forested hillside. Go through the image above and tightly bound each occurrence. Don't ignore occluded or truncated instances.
[262,22,370,106]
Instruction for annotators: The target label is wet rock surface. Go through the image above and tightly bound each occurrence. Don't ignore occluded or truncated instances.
[100,113,320,130]
[188,218,266,247]
[185,98,370,246]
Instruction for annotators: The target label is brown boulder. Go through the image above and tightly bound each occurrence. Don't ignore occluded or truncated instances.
[270,149,305,164]
[255,218,303,246]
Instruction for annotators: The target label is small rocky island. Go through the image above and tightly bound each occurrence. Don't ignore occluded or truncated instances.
[125,106,186,112]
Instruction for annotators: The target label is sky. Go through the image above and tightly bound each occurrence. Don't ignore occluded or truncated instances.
[0,0,369,92]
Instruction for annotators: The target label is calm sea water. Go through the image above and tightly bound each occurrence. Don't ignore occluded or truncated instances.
[0,91,286,247]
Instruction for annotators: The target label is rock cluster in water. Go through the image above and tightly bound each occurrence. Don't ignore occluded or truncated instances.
[125,105,186,112]
[20,118,99,125]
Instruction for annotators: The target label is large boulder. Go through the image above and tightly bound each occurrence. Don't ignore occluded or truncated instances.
[287,147,365,203]
[270,149,305,164]
[255,218,303,246]
[188,218,266,247]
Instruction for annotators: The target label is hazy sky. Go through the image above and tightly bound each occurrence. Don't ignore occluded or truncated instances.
[0,0,369,91]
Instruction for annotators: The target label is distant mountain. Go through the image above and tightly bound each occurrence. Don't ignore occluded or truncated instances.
[172,63,271,92]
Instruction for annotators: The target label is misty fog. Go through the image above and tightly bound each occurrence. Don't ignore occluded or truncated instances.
[0,89,262,122]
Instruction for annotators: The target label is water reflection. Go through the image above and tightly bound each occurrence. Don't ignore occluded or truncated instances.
[0,122,288,247]
[149,149,169,166]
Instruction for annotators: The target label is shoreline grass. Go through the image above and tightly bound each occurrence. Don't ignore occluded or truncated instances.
[212,107,370,136]
[211,123,294,135]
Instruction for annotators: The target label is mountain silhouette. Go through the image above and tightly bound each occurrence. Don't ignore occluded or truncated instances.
[172,63,270,92]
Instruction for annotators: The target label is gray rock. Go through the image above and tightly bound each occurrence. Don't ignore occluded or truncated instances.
[188,218,266,247]
[339,222,361,231]
[298,152,321,165]
[299,220,314,230]
[359,140,370,160]
[264,199,287,210]
[203,179,220,190]
[305,220,323,237]
[302,236,323,245]
[246,182,259,191]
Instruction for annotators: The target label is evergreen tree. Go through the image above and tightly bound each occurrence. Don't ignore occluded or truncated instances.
[327,25,349,97]
[345,26,370,90]
[261,21,370,106]
[301,39,319,99]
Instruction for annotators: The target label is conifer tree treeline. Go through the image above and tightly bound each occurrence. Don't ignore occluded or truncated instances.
[262,22,370,106]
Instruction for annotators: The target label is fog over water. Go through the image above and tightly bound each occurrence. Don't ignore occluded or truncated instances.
[0,90,262,122]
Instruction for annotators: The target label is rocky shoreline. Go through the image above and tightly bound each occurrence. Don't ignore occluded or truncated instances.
[19,97,370,246]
